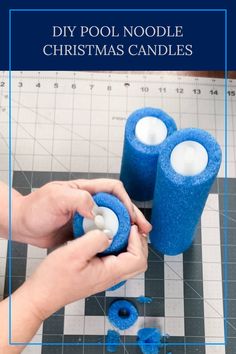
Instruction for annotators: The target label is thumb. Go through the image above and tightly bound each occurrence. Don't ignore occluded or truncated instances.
[68,229,110,260]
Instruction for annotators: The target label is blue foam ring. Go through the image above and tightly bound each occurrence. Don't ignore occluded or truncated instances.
[73,192,131,256]
[137,328,162,354]
[107,280,126,291]
[108,299,138,330]
[150,128,222,256]
[120,107,177,201]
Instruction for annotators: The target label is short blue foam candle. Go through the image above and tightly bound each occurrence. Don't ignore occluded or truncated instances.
[150,128,222,255]
[73,192,131,256]
[120,107,177,201]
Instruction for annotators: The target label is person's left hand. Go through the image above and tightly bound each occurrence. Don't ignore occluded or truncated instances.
[13,179,152,248]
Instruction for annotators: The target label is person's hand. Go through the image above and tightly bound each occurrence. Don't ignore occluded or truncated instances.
[13,179,152,248]
[22,225,148,320]
[0,225,147,352]
[76,179,151,235]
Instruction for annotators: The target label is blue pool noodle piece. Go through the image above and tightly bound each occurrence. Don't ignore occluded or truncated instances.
[73,192,131,256]
[137,328,162,354]
[120,107,177,201]
[150,128,222,255]
[108,299,138,330]
[137,296,153,304]
[107,280,126,292]
[106,330,121,353]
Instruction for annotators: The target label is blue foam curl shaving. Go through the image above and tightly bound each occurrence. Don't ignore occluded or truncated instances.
[137,296,152,304]
[107,281,126,292]
[106,330,121,353]
[137,328,162,354]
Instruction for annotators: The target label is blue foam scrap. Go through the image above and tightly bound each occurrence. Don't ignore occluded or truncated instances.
[73,192,131,256]
[137,296,152,304]
[108,299,138,330]
[137,328,162,354]
[107,281,126,291]
[106,330,121,353]
[150,128,222,255]
[120,107,177,201]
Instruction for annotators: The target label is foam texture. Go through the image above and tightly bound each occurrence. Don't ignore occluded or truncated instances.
[137,296,153,304]
[120,107,177,201]
[108,299,138,330]
[150,128,222,255]
[73,192,131,256]
[106,330,121,353]
[107,281,126,292]
[137,328,162,354]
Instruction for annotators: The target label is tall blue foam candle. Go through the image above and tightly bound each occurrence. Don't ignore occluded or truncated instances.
[150,128,222,255]
[120,107,177,201]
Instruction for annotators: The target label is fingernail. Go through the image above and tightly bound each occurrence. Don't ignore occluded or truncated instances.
[142,233,148,238]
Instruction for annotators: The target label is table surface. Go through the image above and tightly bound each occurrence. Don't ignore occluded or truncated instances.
[0,71,235,354]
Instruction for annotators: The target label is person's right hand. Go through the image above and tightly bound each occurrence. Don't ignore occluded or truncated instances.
[22,225,148,320]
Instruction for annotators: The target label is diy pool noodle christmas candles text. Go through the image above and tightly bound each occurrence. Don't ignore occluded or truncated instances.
[52,25,184,38]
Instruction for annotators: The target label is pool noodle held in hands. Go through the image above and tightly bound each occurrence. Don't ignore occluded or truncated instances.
[150,128,222,255]
[120,107,177,202]
[73,192,131,256]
